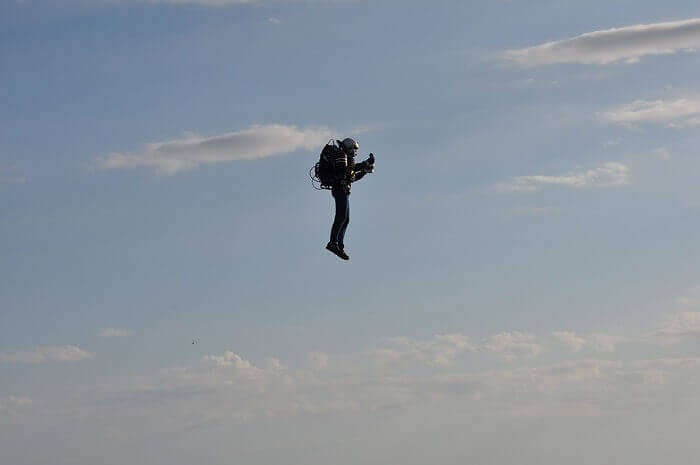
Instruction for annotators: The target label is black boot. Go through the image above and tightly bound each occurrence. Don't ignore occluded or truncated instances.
[337,244,349,260]
[326,242,349,260]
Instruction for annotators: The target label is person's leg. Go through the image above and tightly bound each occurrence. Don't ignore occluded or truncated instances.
[338,195,350,249]
[330,189,348,244]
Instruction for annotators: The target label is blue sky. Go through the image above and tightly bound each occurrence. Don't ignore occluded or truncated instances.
[4,1,700,464]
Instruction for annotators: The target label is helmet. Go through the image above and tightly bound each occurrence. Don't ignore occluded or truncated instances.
[341,138,359,153]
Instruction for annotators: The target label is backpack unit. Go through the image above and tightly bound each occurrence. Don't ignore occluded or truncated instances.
[312,140,347,189]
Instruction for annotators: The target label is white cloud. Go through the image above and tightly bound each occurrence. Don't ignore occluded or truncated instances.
[372,332,545,365]
[599,98,700,127]
[98,328,133,338]
[482,332,545,361]
[21,314,700,433]
[504,18,700,66]
[496,162,631,193]
[372,333,478,367]
[553,331,628,353]
[651,312,700,344]
[203,350,256,370]
[99,124,333,175]
[17,318,700,433]
[58,352,700,432]
[552,331,587,352]
[0,345,94,364]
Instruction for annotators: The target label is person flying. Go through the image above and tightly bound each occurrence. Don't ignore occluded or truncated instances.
[325,137,374,260]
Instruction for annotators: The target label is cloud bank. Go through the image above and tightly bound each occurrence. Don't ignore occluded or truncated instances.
[12,313,700,434]
[496,162,631,193]
[0,345,94,364]
[504,18,700,65]
[99,124,333,175]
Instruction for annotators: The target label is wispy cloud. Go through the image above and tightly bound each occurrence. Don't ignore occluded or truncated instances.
[496,162,631,193]
[99,124,333,175]
[0,345,94,364]
[649,312,700,345]
[555,311,700,351]
[599,98,700,127]
[553,331,629,353]
[370,334,478,367]
[99,328,133,338]
[504,18,700,66]
[370,332,544,366]
[482,331,545,361]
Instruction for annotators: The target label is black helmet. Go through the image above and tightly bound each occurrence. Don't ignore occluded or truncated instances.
[340,137,359,153]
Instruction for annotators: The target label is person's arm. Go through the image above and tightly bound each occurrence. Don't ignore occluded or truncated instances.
[352,169,367,182]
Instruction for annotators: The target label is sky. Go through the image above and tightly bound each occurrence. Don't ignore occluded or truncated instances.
[3,0,700,464]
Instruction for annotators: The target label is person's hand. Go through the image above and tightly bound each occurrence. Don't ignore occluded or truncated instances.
[365,153,375,173]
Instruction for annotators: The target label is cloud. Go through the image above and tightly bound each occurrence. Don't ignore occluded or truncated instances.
[98,328,133,338]
[371,333,478,367]
[552,331,587,352]
[203,350,256,370]
[504,18,700,66]
[482,331,545,361]
[553,331,628,353]
[496,162,631,193]
[599,98,700,127]
[21,312,700,433]
[17,315,700,432]
[650,312,700,345]
[99,124,333,175]
[57,351,700,432]
[0,345,94,364]
[371,332,545,366]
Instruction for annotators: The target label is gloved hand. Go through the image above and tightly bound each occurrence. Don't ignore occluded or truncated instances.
[365,153,375,173]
